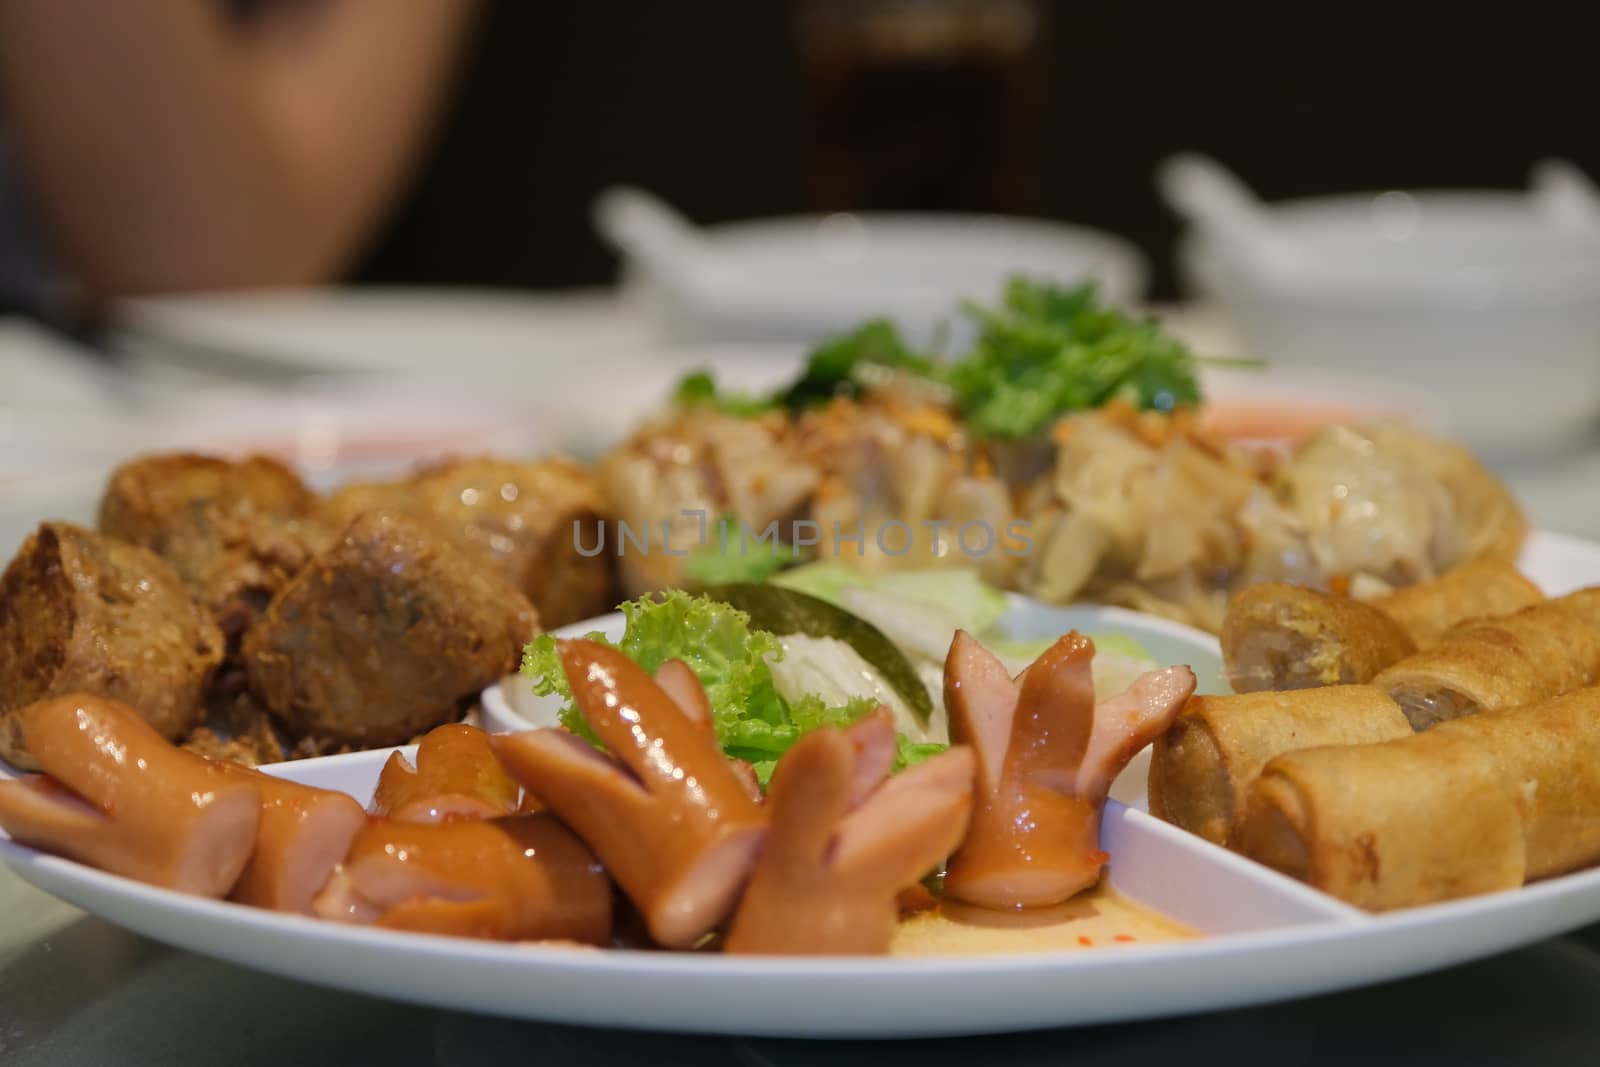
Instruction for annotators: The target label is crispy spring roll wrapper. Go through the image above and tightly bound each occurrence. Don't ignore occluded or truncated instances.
[1372,600,1600,729]
[1428,688,1600,880]
[1372,557,1544,648]
[1148,686,1413,847]
[313,813,611,942]
[724,711,974,956]
[1237,728,1527,911]
[942,631,1196,909]
[491,641,767,949]
[1221,583,1417,693]
[371,723,521,823]
[0,694,259,896]
[209,762,367,914]
[1551,586,1600,629]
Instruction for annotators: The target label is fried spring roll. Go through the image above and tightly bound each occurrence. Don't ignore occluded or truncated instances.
[1221,583,1417,693]
[1238,686,1600,909]
[313,813,610,943]
[724,711,974,955]
[1429,689,1600,880]
[1372,600,1600,729]
[0,694,259,896]
[1148,686,1412,847]
[211,763,367,914]
[942,631,1195,909]
[491,641,767,948]
[1236,729,1527,911]
[1371,557,1544,647]
[371,723,521,823]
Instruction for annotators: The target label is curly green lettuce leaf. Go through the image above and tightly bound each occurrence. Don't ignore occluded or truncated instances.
[519,593,904,784]
[895,736,948,772]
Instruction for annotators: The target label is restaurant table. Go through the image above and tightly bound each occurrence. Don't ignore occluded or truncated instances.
[4,289,1600,1061]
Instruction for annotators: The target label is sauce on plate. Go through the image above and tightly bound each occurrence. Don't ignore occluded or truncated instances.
[890,884,1196,956]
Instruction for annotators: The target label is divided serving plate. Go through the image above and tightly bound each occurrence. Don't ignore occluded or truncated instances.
[3,530,1600,1038]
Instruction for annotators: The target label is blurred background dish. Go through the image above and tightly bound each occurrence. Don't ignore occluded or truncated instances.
[597,186,1147,347]
[1166,156,1600,451]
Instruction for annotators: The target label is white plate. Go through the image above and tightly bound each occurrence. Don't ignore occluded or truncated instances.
[3,529,1600,1038]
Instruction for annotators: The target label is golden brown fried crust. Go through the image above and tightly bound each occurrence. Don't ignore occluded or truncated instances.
[1148,686,1413,848]
[1373,557,1545,648]
[1238,686,1600,910]
[1221,582,1417,693]
[0,522,223,768]
[1238,728,1527,911]
[322,456,614,628]
[241,510,538,749]
[1374,599,1600,729]
[97,452,325,643]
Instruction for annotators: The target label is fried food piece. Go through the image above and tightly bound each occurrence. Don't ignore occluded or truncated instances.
[1148,686,1413,847]
[98,453,329,642]
[1372,599,1600,729]
[1237,686,1600,910]
[1371,557,1544,647]
[0,522,224,768]
[1236,727,1525,911]
[181,667,288,767]
[242,510,537,749]
[324,456,613,628]
[0,695,260,895]
[1221,583,1417,692]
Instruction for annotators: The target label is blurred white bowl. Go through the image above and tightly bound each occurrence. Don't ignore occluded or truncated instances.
[618,211,1148,348]
[1180,190,1600,450]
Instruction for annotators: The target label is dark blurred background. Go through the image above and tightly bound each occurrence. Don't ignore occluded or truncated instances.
[356,0,1600,300]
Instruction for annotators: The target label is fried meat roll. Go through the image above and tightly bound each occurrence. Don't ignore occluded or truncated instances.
[724,711,974,955]
[1372,600,1600,729]
[1147,686,1413,847]
[371,723,522,823]
[313,813,611,942]
[1371,557,1544,647]
[0,695,259,895]
[98,453,328,644]
[1221,583,1417,693]
[324,457,614,628]
[242,511,537,749]
[1237,687,1600,909]
[0,522,223,768]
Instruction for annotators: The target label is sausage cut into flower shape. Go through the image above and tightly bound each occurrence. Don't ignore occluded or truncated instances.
[491,639,768,948]
[943,631,1196,909]
[371,723,523,823]
[724,710,975,955]
[0,694,259,897]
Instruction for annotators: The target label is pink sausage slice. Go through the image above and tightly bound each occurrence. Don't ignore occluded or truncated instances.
[0,694,259,897]
[943,631,1195,909]
[491,639,767,949]
[724,710,975,955]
